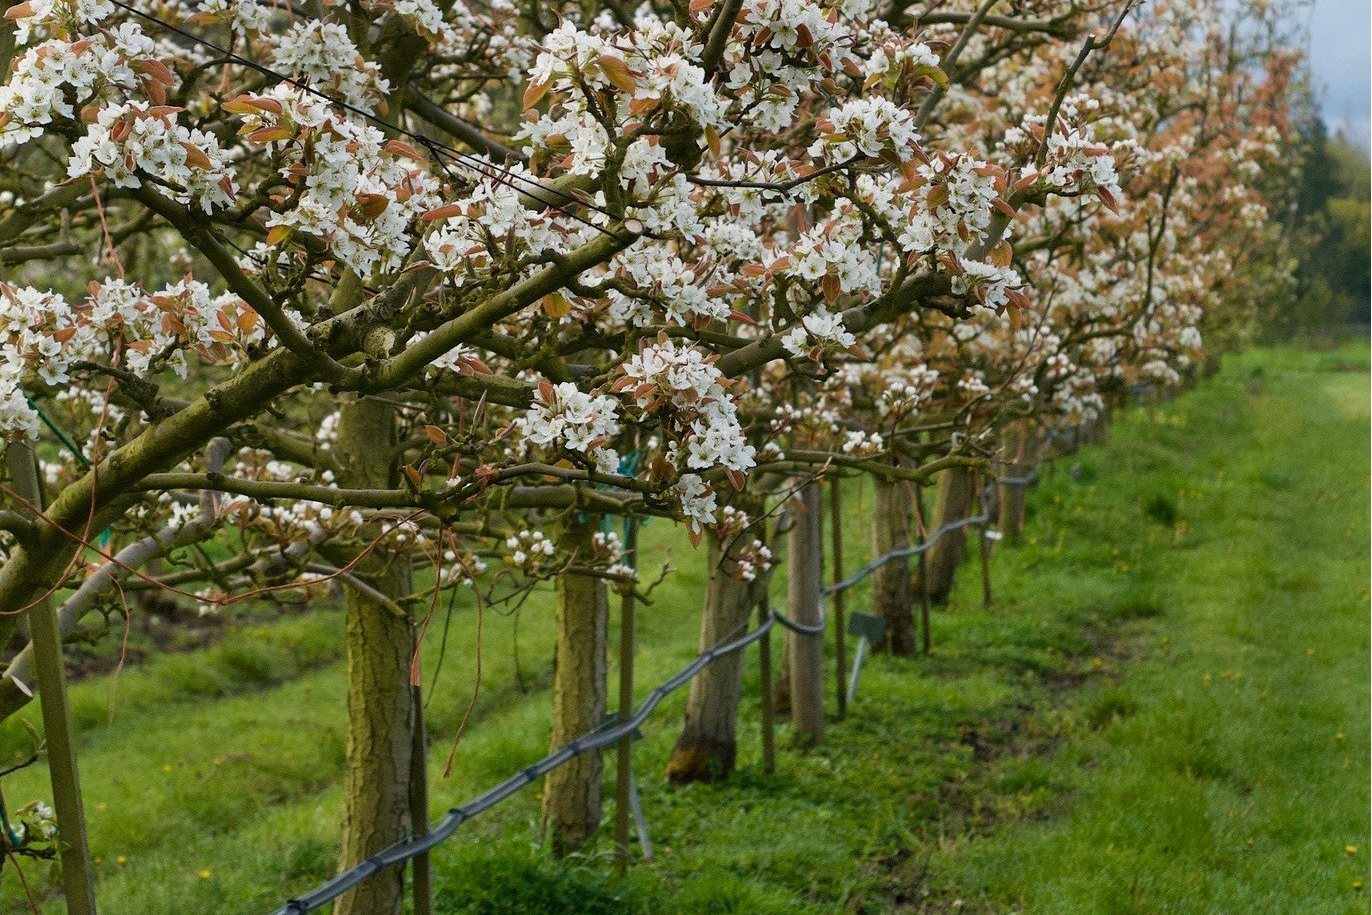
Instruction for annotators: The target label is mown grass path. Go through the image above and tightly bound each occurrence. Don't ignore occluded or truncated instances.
[1,346,1366,914]
[926,346,1370,914]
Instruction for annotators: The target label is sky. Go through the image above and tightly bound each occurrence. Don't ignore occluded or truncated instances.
[1308,0,1371,150]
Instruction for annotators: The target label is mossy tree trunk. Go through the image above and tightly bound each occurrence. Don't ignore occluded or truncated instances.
[541,515,609,856]
[335,397,414,915]
[912,466,973,605]
[667,530,759,783]
[871,476,917,655]
[787,481,825,743]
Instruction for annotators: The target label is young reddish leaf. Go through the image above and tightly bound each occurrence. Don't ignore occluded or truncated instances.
[541,292,571,318]
[180,142,214,170]
[421,204,464,222]
[384,139,424,161]
[598,54,638,94]
[356,192,390,219]
[247,126,293,143]
[522,78,551,110]
[222,96,258,115]
[403,464,423,488]
[133,58,176,85]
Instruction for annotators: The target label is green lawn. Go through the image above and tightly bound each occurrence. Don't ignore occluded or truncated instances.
[1,345,1367,915]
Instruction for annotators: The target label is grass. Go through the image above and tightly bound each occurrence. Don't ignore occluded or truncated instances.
[1,343,1366,914]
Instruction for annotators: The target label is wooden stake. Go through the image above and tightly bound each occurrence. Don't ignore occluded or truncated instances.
[409,682,431,915]
[757,598,776,774]
[829,479,846,718]
[786,482,825,743]
[7,443,98,915]
[614,518,638,871]
[976,472,993,609]
[913,480,932,656]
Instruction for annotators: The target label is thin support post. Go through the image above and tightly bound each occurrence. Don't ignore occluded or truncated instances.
[7,443,98,915]
[626,768,653,861]
[829,479,846,718]
[757,599,776,774]
[976,473,993,609]
[844,637,869,707]
[614,518,638,872]
[913,480,932,656]
[409,682,431,915]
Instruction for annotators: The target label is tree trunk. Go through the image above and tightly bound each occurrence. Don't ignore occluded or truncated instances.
[335,397,413,915]
[912,466,973,605]
[541,516,609,856]
[997,424,1037,546]
[871,476,917,655]
[667,530,757,783]
[787,481,825,743]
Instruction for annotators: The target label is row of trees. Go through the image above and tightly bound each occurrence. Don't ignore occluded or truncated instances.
[0,0,1304,910]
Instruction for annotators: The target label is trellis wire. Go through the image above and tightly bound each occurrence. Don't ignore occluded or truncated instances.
[268,468,1040,915]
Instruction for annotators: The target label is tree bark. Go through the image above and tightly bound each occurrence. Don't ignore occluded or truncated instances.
[787,481,825,743]
[997,423,1037,546]
[541,515,609,856]
[912,466,973,605]
[335,397,413,915]
[871,476,917,655]
[667,530,757,783]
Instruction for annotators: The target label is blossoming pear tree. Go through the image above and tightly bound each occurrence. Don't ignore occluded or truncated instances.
[0,0,1299,907]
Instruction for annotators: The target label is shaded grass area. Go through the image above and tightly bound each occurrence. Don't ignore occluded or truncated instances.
[1,344,1366,914]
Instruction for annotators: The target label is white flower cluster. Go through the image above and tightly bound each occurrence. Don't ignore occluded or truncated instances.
[811,97,922,164]
[715,506,772,580]
[389,0,449,39]
[875,363,939,416]
[951,260,1024,316]
[784,212,882,298]
[670,472,717,534]
[957,370,990,398]
[616,340,755,475]
[732,539,772,581]
[591,530,635,578]
[1040,128,1124,203]
[781,308,857,361]
[268,21,390,112]
[505,529,556,573]
[423,164,571,277]
[897,156,1000,256]
[439,549,490,587]
[517,19,725,204]
[606,245,729,327]
[862,39,940,86]
[8,0,113,46]
[194,0,271,38]
[720,0,864,132]
[0,23,155,145]
[0,279,264,439]
[235,86,442,276]
[841,430,884,457]
[516,381,621,473]
[1002,97,1126,207]
[69,103,237,214]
